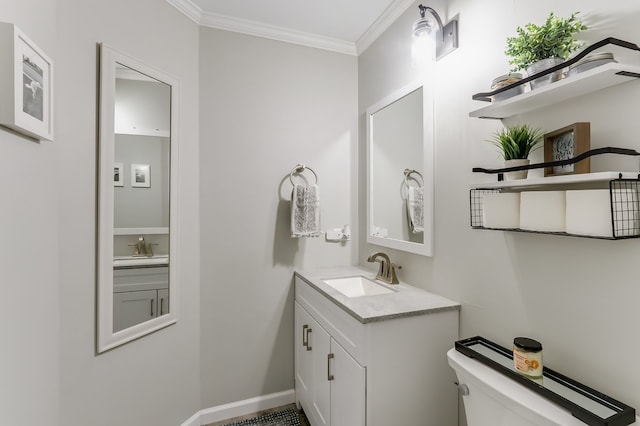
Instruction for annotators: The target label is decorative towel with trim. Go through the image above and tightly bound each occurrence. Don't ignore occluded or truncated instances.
[291,184,322,238]
[407,185,424,234]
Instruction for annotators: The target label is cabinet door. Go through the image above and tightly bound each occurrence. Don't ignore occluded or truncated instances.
[113,290,157,332]
[295,302,313,411]
[310,314,331,426]
[157,289,169,316]
[330,338,366,426]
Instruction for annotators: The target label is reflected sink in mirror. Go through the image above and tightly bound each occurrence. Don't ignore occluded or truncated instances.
[322,276,396,298]
[113,254,169,268]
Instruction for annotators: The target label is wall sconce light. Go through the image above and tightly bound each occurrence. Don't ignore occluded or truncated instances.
[412,4,458,61]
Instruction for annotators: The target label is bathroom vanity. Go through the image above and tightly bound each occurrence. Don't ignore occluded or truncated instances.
[113,265,169,332]
[294,267,460,426]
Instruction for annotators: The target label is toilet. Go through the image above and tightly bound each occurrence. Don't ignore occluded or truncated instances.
[447,348,639,426]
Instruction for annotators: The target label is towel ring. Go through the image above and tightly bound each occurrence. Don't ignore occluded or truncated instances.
[403,168,424,189]
[290,164,319,186]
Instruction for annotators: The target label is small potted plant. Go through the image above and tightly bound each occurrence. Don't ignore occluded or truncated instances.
[490,124,543,179]
[505,12,587,89]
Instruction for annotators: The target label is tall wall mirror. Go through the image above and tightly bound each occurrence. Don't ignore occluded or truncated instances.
[97,44,179,353]
[366,80,434,256]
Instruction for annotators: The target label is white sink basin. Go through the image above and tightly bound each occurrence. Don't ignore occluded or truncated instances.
[322,275,396,298]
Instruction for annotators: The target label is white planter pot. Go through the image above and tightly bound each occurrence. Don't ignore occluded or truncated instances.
[504,158,530,180]
[526,57,564,89]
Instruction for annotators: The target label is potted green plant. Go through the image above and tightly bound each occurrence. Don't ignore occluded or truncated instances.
[505,12,587,89]
[490,124,543,179]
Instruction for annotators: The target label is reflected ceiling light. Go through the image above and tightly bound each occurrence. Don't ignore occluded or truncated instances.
[412,4,458,61]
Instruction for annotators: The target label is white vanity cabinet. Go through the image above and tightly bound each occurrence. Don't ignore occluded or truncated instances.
[295,302,366,426]
[113,266,169,332]
[294,271,460,426]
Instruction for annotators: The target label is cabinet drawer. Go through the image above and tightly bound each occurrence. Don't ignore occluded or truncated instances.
[295,277,366,364]
[114,266,168,293]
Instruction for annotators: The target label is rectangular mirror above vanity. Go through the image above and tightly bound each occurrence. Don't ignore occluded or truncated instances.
[97,44,179,353]
[366,80,434,256]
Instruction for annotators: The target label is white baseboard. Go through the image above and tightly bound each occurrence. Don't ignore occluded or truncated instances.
[181,410,202,426]
[180,389,295,426]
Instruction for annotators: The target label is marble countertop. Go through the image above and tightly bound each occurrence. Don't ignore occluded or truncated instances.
[295,266,460,324]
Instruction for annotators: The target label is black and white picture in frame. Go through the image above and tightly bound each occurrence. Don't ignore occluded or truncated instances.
[0,22,53,141]
[544,122,590,177]
[131,163,150,188]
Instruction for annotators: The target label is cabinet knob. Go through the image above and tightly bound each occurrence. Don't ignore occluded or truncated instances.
[306,328,312,351]
[302,325,308,348]
[327,353,334,381]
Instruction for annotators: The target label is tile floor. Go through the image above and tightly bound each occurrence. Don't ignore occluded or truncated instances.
[205,404,310,426]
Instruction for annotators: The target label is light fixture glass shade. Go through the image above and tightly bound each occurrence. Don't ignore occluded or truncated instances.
[413,16,435,37]
[412,4,458,62]
[412,30,434,66]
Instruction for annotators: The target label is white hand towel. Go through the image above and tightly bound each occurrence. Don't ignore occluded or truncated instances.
[291,184,322,238]
[407,186,424,234]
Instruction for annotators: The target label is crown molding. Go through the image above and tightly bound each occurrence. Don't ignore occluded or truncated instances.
[166,0,203,24]
[200,11,357,55]
[166,0,413,56]
[356,0,415,55]
[166,0,356,55]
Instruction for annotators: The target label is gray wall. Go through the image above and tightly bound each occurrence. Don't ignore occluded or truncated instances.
[55,0,201,422]
[0,0,202,424]
[115,134,170,229]
[198,28,358,408]
[360,0,640,412]
[0,1,59,424]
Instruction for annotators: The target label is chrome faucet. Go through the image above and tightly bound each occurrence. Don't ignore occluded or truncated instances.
[129,236,149,257]
[367,252,401,284]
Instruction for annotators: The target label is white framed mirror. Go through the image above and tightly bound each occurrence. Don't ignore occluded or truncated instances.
[97,44,179,353]
[366,80,434,256]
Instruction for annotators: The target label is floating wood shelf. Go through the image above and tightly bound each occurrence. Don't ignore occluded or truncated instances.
[469,63,640,119]
[470,171,640,190]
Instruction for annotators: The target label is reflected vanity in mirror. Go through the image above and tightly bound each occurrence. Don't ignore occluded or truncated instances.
[97,45,179,353]
[366,81,434,256]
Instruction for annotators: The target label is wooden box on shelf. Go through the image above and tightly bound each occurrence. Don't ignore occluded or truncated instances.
[543,122,590,177]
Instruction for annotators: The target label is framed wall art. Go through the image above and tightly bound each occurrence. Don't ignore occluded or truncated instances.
[544,122,590,177]
[113,163,124,187]
[131,163,150,188]
[0,22,53,141]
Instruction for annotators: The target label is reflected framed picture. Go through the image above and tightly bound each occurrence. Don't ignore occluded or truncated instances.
[113,163,124,187]
[544,122,590,177]
[131,163,150,188]
[0,22,53,141]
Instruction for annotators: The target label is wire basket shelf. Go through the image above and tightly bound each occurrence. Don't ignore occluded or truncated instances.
[470,179,640,240]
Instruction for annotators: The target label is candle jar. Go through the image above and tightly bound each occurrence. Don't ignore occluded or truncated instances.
[513,337,543,378]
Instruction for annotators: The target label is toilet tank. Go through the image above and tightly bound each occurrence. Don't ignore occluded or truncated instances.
[447,348,639,426]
